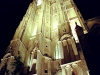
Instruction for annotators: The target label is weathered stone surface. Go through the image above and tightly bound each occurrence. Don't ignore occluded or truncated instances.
[60,60,89,75]
[0,53,24,75]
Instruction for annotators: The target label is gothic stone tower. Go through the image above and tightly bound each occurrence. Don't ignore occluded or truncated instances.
[0,0,89,75]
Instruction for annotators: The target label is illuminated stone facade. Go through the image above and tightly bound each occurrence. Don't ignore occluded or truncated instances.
[0,0,89,75]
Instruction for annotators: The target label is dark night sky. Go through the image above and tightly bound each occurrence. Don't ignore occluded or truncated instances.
[0,0,100,57]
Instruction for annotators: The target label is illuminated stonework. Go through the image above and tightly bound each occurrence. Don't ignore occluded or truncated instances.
[0,0,89,75]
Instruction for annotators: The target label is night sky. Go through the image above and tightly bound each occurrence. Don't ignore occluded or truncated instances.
[0,0,100,58]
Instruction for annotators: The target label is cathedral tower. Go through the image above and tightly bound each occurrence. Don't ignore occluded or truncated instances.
[0,0,89,75]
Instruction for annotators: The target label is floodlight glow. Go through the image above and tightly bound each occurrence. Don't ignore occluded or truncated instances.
[32,26,37,36]
[37,0,43,6]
